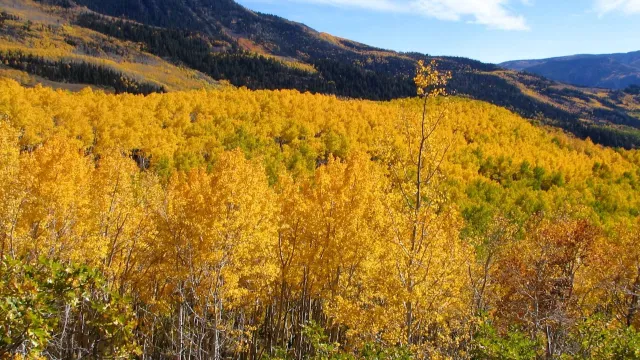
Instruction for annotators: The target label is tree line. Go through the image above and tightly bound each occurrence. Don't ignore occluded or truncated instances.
[0,50,165,95]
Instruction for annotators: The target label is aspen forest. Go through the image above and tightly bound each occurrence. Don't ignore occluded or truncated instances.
[1,58,640,359]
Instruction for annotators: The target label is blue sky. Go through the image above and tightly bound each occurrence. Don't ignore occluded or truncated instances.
[236,0,640,64]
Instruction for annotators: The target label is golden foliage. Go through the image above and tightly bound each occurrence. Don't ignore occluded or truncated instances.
[1,70,640,357]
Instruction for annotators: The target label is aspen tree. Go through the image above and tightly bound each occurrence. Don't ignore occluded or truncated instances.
[382,61,471,354]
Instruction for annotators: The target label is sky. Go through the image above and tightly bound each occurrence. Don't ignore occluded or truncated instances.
[235,0,640,64]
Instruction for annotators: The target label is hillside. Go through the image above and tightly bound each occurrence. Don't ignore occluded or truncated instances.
[501,51,640,89]
[2,76,640,357]
[0,0,639,148]
[0,0,219,92]
[3,0,640,357]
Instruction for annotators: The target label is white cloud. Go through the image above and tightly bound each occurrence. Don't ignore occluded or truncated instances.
[412,0,529,30]
[594,0,640,15]
[283,0,530,30]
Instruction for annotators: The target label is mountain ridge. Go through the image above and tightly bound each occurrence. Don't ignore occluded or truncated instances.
[501,51,640,89]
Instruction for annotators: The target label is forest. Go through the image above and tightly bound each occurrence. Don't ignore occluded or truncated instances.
[1,60,640,359]
[0,50,166,95]
[74,13,416,101]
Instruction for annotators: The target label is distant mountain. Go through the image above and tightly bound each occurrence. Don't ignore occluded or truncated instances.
[1,0,640,147]
[501,51,640,89]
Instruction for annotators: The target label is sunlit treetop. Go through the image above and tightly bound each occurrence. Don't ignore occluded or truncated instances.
[414,60,451,97]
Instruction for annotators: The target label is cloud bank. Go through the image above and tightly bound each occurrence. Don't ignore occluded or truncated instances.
[286,0,530,31]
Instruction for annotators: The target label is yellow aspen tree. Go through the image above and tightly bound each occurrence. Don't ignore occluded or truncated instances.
[268,171,307,352]
[302,154,387,347]
[382,60,472,355]
[0,121,23,258]
[593,218,640,328]
[151,149,278,358]
[467,215,519,317]
[88,152,159,290]
[16,136,92,261]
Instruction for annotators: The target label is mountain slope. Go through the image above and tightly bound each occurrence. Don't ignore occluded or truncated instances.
[2,74,640,359]
[501,51,640,89]
[0,0,218,93]
[2,0,640,147]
